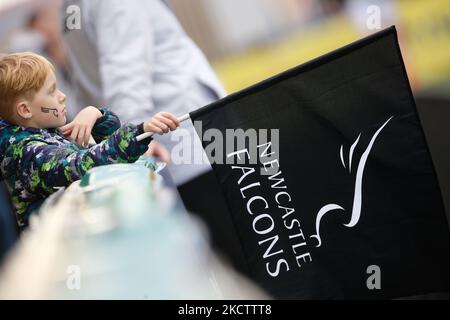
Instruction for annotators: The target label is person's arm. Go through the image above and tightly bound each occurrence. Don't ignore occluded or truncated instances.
[17,124,152,196]
[16,112,179,195]
[91,108,121,142]
[91,0,155,124]
[60,107,121,146]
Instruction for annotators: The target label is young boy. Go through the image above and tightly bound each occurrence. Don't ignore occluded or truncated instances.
[0,52,179,229]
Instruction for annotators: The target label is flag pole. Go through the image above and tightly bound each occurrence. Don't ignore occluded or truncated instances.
[136,113,190,142]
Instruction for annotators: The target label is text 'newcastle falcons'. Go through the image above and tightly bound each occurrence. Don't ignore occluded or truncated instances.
[227,141,312,278]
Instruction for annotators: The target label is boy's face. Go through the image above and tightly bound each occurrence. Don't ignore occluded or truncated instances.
[26,70,67,129]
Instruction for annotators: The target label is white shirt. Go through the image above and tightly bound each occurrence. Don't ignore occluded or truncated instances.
[62,0,226,185]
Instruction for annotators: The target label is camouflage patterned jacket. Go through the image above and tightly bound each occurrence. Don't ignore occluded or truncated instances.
[0,108,152,228]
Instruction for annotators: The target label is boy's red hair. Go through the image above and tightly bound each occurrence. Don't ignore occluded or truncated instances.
[0,52,55,122]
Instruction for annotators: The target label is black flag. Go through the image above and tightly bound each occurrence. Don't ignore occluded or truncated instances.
[189,26,450,299]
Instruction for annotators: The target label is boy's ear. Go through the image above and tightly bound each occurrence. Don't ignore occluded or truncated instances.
[16,101,32,119]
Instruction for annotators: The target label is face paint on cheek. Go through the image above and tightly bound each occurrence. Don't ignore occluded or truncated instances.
[41,107,59,118]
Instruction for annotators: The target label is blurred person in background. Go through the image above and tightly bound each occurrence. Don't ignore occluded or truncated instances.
[61,0,226,184]
[3,0,75,114]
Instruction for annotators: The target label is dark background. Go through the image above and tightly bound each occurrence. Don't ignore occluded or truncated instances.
[416,94,450,229]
